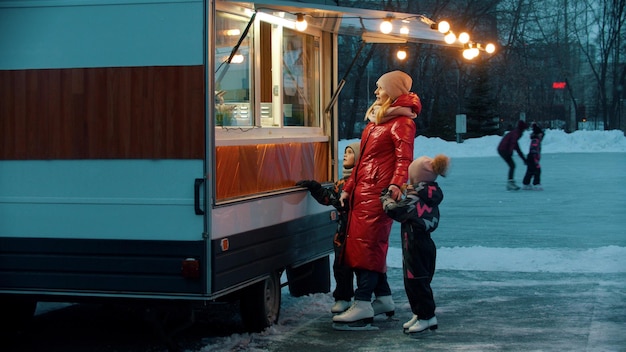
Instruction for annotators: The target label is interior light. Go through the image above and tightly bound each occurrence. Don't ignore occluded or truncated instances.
[256,11,295,29]
[295,13,308,31]
[437,21,450,34]
[444,32,456,44]
[231,54,245,64]
[485,43,496,54]
[458,32,470,44]
[400,26,409,35]
[225,29,241,36]
[380,18,393,34]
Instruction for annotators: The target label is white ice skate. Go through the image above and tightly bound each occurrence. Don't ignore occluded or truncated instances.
[507,179,520,191]
[330,300,351,314]
[402,314,418,333]
[408,316,438,336]
[371,295,395,317]
[332,300,377,331]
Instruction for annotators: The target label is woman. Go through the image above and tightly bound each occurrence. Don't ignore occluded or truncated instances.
[333,70,421,330]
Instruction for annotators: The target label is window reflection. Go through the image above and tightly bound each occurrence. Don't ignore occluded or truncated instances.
[215,11,252,126]
[282,29,319,127]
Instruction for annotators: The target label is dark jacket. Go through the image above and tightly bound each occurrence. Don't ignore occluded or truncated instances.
[306,178,349,250]
[381,181,443,236]
[498,120,528,159]
[527,131,543,167]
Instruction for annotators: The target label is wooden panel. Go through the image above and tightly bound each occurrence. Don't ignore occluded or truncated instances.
[215,142,329,200]
[0,66,205,160]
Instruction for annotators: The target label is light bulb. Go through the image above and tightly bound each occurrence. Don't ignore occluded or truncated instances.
[437,21,450,33]
[485,43,496,54]
[295,13,307,31]
[397,49,407,60]
[458,32,470,44]
[444,32,456,44]
[380,19,393,34]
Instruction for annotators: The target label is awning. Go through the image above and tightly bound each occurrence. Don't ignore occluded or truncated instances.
[224,0,453,46]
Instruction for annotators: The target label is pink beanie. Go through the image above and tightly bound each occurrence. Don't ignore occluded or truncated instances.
[376,70,412,100]
[409,155,450,183]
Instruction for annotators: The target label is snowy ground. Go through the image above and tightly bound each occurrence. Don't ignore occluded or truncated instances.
[29,129,626,352]
[195,129,626,352]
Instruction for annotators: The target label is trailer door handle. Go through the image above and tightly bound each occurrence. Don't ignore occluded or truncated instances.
[194,178,205,215]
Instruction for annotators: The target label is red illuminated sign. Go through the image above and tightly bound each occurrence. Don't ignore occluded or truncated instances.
[552,82,566,89]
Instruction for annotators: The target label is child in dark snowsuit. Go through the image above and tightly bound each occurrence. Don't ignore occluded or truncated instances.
[296,142,360,314]
[522,123,544,190]
[380,154,450,335]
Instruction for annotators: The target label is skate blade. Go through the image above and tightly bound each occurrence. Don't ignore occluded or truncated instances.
[374,310,395,318]
[408,325,438,338]
[332,318,378,331]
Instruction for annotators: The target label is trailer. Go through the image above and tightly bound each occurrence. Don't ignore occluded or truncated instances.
[0,0,467,333]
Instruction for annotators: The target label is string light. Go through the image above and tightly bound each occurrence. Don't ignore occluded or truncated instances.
[380,17,393,34]
[295,13,308,31]
[396,48,407,60]
[444,32,456,44]
[458,32,470,44]
[253,10,497,60]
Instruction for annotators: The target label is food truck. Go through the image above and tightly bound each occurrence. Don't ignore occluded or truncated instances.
[0,0,475,332]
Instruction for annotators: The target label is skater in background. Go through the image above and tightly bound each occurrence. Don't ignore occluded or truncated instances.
[334,70,421,330]
[522,123,544,190]
[380,154,449,335]
[497,120,528,190]
[296,142,360,314]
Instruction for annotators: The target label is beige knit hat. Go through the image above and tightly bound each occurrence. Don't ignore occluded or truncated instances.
[342,142,361,179]
[376,70,412,100]
[409,154,450,183]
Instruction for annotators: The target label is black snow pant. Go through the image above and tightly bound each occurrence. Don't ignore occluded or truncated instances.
[354,270,391,302]
[402,230,437,320]
[332,232,354,301]
[498,150,516,180]
[522,154,541,186]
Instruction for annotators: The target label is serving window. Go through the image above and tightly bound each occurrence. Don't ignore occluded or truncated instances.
[214,9,321,129]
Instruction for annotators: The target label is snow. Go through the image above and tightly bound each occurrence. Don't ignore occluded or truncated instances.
[193,129,626,351]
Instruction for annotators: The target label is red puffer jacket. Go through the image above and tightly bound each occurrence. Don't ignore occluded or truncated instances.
[342,93,419,273]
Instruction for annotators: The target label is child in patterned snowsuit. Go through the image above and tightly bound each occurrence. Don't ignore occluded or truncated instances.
[380,154,450,335]
[522,123,544,190]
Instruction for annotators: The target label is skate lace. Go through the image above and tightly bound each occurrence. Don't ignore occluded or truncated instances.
[346,303,357,312]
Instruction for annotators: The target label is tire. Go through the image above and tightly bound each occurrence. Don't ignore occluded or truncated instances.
[286,256,331,297]
[239,271,281,332]
[0,296,37,333]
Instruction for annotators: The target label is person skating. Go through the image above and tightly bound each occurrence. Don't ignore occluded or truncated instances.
[522,123,544,190]
[334,70,421,330]
[296,142,360,314]
[380,154,449,336]
[497,120,528,190]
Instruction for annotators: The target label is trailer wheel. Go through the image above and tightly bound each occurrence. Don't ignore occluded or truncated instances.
[239,271,281,332]
[0,296,37,332]
[286,256,331,297]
